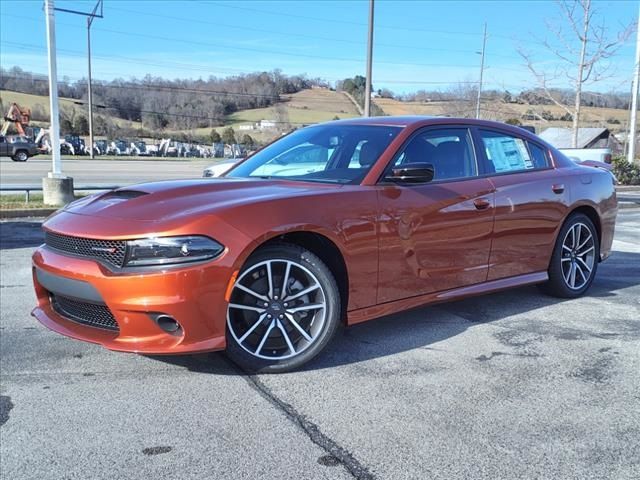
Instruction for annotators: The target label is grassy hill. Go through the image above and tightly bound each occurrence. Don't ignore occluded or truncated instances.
[0,89,144,131]
[1,87,359,143]
[2,87,627,143]
[374,98,628,131]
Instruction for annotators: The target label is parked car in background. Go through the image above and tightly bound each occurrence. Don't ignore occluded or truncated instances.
[94,140,108,156]
[0,134,39,161]
[32,117,617,372]
[559,147,612,164]
[203,159,241,177]
[109,140,130,155]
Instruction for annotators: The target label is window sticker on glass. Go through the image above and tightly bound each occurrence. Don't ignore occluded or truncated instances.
[482,133,534,173]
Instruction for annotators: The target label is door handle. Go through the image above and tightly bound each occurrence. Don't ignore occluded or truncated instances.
[473,198,491,210]
[552,184,565,194]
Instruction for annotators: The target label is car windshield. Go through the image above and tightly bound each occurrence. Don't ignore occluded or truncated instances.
[226,124,401,184]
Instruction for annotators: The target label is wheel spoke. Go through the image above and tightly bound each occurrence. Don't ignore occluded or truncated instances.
[569,262,577,288]
[287,303,325,313]
[239,313,267,343]
[281,261,291,298]
[255,319,276,355]
[574,263,586,283]
[284,312,313,342]
[228,303,265,313]
[234,283,269,302]
[577,233,592,251]
[571,226,577,249]
[561,257,572,262]
[578,245,594,256]
[284,284,320,301]
[576,256,592,273]
[276,319,296,354]
[266,261,274,299]
[563,244,572,252]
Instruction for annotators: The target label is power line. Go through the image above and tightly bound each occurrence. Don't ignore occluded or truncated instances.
[1,13,480,70]
[104,6,495,57]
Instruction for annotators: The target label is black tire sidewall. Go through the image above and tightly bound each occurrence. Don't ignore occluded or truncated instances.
[544,213,599,298]
[225,243,341,373]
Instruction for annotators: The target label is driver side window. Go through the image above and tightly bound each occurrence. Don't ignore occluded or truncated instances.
[393,128,477,181]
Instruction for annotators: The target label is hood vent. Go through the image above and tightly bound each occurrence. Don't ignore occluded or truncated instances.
[100,190,149,201]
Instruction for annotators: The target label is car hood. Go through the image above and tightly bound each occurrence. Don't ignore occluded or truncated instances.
[61,178,339,222]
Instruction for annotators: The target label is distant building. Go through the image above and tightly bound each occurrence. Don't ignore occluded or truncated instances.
[539,127,623,154]
[259,120,277,130]
[238,124,254,131]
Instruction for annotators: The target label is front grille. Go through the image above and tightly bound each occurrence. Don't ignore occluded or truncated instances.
[45,231,126,268]
[51,295,119,331]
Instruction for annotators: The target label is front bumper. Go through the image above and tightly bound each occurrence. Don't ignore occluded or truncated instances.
[32,246,231,354]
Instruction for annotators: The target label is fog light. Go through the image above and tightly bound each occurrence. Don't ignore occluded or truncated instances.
[155,315,181,333]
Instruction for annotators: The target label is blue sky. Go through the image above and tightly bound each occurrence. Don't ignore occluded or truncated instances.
[0,0,637,94]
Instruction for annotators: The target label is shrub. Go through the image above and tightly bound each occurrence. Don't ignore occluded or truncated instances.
[611,156,640,185]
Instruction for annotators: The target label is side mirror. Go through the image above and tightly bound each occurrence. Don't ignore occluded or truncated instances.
[386,162,435,184]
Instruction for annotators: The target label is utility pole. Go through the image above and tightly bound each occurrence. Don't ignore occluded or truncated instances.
[364,0,374,117]
[628,4,639,164]
[45,0,61,178]
[43,0,75,206]
[475,22,487,120]
[86,0,102,159]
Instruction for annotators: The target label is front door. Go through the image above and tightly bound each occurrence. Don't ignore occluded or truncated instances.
[376,127,495,304]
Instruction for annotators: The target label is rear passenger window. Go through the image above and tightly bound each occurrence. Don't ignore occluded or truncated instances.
[479,130,546,173]
[527,142,550,169]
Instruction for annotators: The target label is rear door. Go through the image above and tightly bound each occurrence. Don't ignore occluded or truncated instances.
[376,126,495,303]
[474,128,568,280]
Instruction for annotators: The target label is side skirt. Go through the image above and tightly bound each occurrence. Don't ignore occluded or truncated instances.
[347,271,548,325]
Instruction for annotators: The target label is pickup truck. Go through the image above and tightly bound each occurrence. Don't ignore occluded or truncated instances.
[558,147,612,164]
[0,135,39,162]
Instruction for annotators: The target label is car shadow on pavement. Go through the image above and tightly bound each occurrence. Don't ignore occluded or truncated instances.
[149,249,640,374]
[0,221,44,249]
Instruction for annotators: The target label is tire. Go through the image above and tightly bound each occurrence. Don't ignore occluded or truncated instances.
[225,243,341,373]
[12,150,28,162]
[540,213,599,298]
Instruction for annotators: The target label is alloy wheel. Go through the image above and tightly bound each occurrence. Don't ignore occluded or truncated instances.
[227,259,327,360]
[560,222,596,290]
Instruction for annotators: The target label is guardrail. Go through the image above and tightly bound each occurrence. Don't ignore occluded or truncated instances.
[0,185,120,203]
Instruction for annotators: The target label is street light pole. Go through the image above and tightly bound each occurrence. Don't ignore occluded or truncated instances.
[45,0,61,177]
[364,0,375,117]
[627,4,639,164]
[86,0,102,159]
[475,23,487,120]
[87,17,94,158]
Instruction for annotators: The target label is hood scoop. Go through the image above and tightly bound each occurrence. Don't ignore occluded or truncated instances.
[101,189,149,200]
[95,189,150,206]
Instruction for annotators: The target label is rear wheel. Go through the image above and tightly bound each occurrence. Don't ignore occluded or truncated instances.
[225,243,340,373]
[12,150,28,162]
[541,213,599,298]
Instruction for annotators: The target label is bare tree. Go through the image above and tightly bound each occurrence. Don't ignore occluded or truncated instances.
[519,0,634,147]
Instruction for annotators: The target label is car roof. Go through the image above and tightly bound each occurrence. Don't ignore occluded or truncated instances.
[321,115,535,132]
[315,115,558,155]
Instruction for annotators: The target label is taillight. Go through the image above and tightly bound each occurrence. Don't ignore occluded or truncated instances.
[604,153,612,164]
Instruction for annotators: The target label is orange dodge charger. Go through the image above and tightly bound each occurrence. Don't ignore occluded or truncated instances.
[32,117,617,372]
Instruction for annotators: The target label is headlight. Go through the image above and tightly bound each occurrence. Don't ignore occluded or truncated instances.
[125,236,224,267]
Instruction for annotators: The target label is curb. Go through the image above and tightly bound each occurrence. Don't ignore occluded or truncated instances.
[0,208,57,219]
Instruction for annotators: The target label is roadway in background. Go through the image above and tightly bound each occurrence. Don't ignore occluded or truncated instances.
[0,157,214,187]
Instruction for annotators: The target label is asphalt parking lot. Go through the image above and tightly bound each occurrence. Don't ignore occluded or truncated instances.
[1,210,638,480]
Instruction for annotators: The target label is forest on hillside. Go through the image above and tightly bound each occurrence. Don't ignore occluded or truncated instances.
[0,66,320,134]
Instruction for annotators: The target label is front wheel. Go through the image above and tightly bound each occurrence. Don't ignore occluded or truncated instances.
[225,243,341,373]
[541,213,599,298]
[12,150,28,162]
